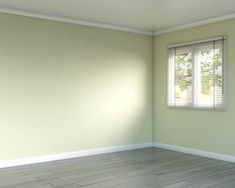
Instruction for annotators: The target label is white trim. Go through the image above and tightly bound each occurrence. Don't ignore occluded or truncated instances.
[1,6,235,36]
[154,13,235,35]
[0,6,153,36]
[0,143,153,169]
[154,142,235,163]
[1,142,235,169]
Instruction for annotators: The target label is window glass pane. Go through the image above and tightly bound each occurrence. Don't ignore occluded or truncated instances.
[175,52,193,105]
[214,48,223,107]
[197,47,223,107]
[198,48,214,107]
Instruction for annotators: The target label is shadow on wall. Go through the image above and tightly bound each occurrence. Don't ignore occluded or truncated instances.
[0,13,153,160]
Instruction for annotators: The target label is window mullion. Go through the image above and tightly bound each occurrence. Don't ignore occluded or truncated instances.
[192,48,196,107]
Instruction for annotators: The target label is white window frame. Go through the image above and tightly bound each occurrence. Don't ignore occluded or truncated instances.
[167,37,227,110]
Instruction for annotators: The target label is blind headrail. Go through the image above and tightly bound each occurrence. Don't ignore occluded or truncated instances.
[168,36,226,49]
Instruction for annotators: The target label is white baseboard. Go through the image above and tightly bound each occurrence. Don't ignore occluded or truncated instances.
[154,142,235,163]
[2,142,234,169]
[0,142,153,169]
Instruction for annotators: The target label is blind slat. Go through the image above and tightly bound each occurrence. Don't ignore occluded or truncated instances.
[168,36,226,49]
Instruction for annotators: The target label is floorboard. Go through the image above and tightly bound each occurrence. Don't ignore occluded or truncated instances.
[0,148,235,188]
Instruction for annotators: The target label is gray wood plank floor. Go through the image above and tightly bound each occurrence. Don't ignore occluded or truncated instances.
[1,148,235,188]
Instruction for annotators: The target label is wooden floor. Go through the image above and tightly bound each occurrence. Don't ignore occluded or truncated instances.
[1,148,235,188]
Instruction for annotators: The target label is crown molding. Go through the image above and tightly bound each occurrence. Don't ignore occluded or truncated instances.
[0,5,234,37]
[154,13,235,35]
[0,6,153,36]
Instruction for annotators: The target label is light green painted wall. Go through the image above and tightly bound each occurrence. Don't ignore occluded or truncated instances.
[2,11,234,162]
[154,19,235,156]
[0,13,153,161]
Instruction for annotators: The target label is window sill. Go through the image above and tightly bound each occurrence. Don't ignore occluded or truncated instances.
[167,105,226,111]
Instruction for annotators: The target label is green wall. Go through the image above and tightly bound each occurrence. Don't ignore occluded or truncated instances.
[0,13,153,161]
[1,11,234,162]
[154,19,235,156]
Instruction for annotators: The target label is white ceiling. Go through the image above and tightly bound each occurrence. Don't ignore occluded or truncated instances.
[0,0,235,34]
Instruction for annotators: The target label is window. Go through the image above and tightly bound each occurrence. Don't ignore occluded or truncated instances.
[168,37,226,109]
